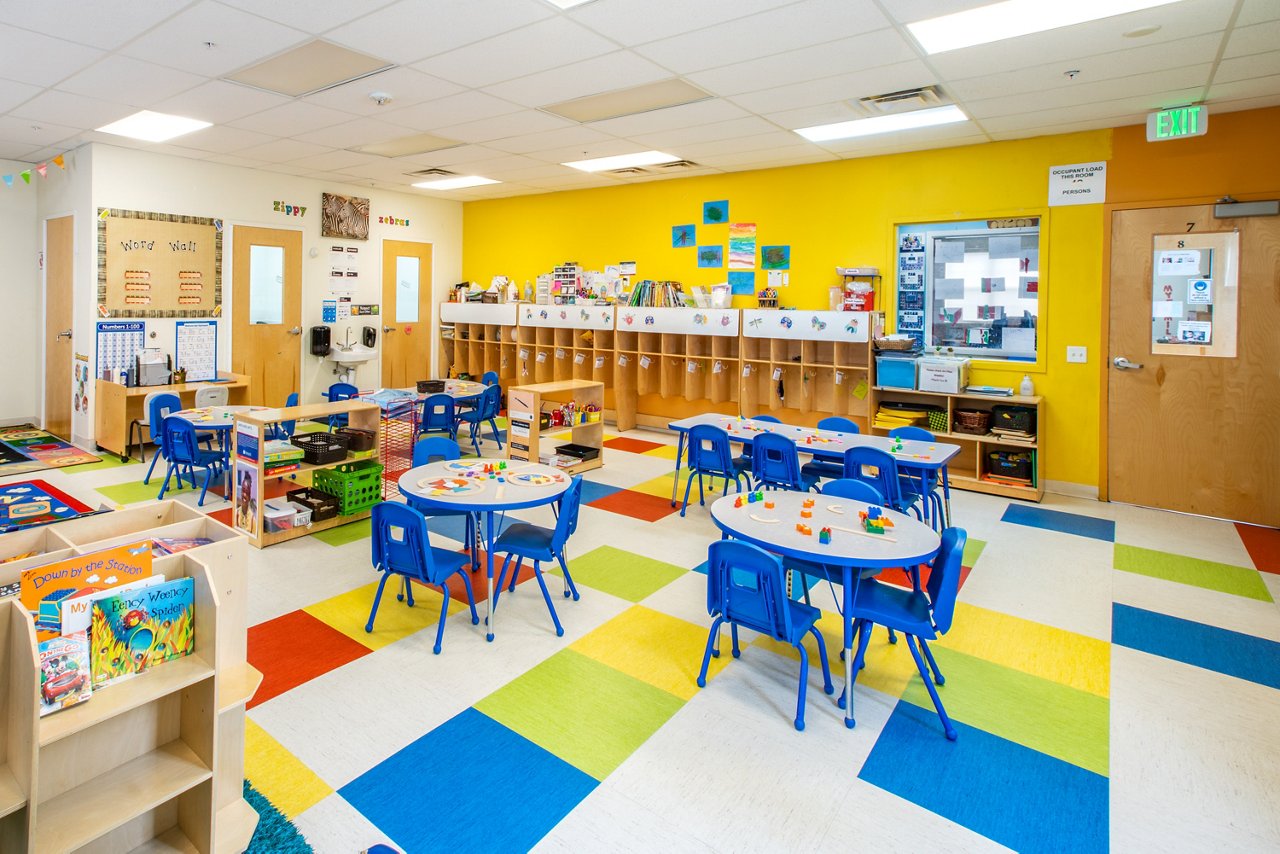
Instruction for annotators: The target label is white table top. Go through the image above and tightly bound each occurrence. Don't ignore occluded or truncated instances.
[668,413,960,469]
[170,405,265,429]
[403,380,487,400]
[710,490,940,569]
[398,460,571,512]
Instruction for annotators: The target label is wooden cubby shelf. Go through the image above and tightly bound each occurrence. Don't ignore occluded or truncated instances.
[507,379,604,475]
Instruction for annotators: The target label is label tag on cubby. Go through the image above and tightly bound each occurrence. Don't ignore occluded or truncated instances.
[835,371,844,385]
[519,348,529,359]
[595,356,605,368]
[640,356,651,369]
[536,351,547,363]
[687,360,697,373]
[713,361,723,374]
[619,355,629,366]
[574,352,585,364]
[742,365,751,377]
[772,367,782,380]
[556,348,566,359]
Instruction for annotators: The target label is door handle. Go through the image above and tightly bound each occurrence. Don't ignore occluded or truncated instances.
[1113,356,1144,370]
[56,329,72,340]
[383,326,397,333]
[287,327,302,335]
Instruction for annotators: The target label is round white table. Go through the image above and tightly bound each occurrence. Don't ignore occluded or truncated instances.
[398,460,571,641]
[710,490,940,728]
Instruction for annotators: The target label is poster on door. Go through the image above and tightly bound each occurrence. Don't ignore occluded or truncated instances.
[73,353,89,414]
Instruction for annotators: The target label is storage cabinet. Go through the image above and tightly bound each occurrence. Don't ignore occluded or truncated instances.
[0,502,260,853]
[439,303,518,385]
[506,380,604,475]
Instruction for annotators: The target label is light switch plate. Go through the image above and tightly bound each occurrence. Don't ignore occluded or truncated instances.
[1067,346,1087,363]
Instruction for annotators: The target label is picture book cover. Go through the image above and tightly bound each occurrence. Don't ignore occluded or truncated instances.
[151,537,213,556]
[21,540,153,641]
[38,631,92,716]
[61,574,164,638]
[90,576,194,688]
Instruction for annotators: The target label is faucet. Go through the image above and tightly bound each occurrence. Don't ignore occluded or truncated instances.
[342,327,354,350]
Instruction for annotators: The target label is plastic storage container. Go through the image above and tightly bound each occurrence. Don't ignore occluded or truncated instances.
[313,460,385,515]
[286,487,339,522]
[917,357,971,394]
[986,450,1034,483]
[263,499,296,533]
[875,355,919,390]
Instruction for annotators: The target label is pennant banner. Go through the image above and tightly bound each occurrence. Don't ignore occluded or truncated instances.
[36,164,47,177]
[0,152,69,188]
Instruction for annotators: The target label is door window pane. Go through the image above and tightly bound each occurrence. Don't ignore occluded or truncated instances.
[248,245,284,325]
[395,256,420,323]
[1150,231,1238,358]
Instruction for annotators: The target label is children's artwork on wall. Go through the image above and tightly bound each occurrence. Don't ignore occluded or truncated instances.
[672,224,695,247]
[97,209,221,318]
[761,245,791,270]
[703,200,729,224]
[321,192,370,240]
[697,245,723,268]
[728,223,756,270]
[728,271,755,295]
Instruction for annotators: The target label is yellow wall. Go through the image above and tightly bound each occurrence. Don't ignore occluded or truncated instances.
[464,130,1113,489]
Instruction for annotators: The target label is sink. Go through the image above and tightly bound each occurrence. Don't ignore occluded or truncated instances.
[329,345,377,366]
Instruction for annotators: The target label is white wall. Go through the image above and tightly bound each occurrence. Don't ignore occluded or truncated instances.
[0,158,42,425]
[35,142,463,446]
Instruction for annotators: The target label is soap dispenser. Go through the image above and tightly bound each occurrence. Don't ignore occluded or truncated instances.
[1019,374,1034,396]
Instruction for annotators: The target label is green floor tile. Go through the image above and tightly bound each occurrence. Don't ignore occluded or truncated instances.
[550,545,686,602]
[96,477,198,505]
[1114,543,1272,602]
[61,455,141,474]
[963,537,986,567]
[311,518,371,547]
[901,646,1110,776]
[475,648,684,780]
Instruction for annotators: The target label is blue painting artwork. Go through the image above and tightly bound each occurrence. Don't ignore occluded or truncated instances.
[703,200,729,225]
[728,271,755,295]
[697,245,723,268]
[671,224,695,247]
[761,245,791,270]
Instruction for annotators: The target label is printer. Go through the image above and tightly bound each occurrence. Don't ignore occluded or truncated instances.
[135,348,172,387]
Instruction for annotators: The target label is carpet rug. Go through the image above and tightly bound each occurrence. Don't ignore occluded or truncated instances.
[0,479,100,534]
[244,779,313,853]
[0,425,100,475]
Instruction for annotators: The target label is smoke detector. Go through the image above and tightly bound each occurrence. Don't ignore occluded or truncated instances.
[369,91,392,106]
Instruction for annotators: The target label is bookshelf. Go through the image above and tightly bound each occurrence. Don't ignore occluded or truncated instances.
[0,502,260,853]
[506,380,604,475]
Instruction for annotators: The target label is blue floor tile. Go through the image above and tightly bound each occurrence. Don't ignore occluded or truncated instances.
[425,511,517,544]
[859,701,1108,854]
[1112,603,1280,689]
[340,708,596,853]
[1001,504,1115,542]
[579,479,622,504]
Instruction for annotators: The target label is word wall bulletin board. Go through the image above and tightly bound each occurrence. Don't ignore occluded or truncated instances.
[97,208,222,318]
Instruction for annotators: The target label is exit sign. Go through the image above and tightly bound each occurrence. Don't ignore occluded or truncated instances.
[1146,105,1208,141]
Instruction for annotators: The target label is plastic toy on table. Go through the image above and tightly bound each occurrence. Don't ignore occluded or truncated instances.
[858,506,895,535]
[819,527,832,544]
[795,523,812,536]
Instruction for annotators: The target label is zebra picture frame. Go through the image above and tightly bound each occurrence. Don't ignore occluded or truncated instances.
[321,192,370,240]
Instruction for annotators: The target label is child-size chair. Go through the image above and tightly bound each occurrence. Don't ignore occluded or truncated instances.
[143,393,182,485]
[193,385,228,407]
[367,501,479,654]
[843,446,910,514]
[267,392,299,440]
[326,382,359,430]
[751,432,818,492]
[416,394,457,442]
[800,416,860,481]
[127,391,165,465]
[490,476,584,637]
[456,383,503,456]
[888,425,943,529]
[408,437,479,573]
[160,418,224,506]
[681,424,746,516]
[696,539,834,731]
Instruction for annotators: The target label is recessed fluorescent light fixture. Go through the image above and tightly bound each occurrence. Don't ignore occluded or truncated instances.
[795,105,967,142]
[562,150,679,172]
[907,0,1182,54]
[543,79,711,123]
[96,110,212,142]
[225,39,392,97]
[544,0,598,8]
[412,176,500,190]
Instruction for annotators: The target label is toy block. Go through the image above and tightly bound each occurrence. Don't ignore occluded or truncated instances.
[795,523,812,536]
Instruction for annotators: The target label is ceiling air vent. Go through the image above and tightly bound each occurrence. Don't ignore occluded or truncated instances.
[656,160,698,170]
[607,167,650,176]
[405,168,456,178]
[855,85,946,115]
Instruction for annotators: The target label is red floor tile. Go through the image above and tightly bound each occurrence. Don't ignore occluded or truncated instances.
[588,488,683,522]
[603,437,664,454]
[248,610,373,708]
[876,564,973,592]
[441,548,539,604]
[1236,523,1280,575]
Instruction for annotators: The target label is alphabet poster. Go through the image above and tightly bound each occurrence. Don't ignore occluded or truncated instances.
[98,208,222,317]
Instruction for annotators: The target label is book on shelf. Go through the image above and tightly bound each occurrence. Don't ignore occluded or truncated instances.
[965,385,1014,396]
[152,537,214,556]
[20,540,153,641]
[62,574,165,636]
[89,576,195,689]
[38,631,92,716]
[265,462,301,476]
[263,439,305,464]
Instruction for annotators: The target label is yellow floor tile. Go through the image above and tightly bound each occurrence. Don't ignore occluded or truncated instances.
[244,717,333,819]
[572,605,727,700]
[752,611,919,699]
[643,444,680,460]
[304,580,462,652]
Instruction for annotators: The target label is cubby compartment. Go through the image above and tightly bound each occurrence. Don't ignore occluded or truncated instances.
[615,330,637,352]
[554,328,574,349]
[535,327,554,347]
[661,334,683,355]
[639,332,661,354]
[804,340,835,366]
[572,350,594,381]
[534,348,554,383]
[683,357,708,401]
[712,336,739,360]
[741,337,768,361]
[771,338,803,365]
[636,353,661,396]
[594,329,614,351]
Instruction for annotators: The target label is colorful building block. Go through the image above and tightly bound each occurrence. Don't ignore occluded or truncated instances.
[795,523,812,536]
[819,527,831,544]
[735,496,744,508]
[800,509,812,519]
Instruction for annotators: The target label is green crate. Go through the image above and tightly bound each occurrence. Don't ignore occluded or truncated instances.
[313,460,384,515]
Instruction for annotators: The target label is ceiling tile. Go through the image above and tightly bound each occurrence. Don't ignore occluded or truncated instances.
[227,100,358,136]
[484,125,619,155]
[430,110,574,145]
[152,80,291,124]
[413,17,618,89]
[1224,19,1280,58]
[1213,52,1280,85]
[398,143,512,168]
[0,115,82,146]
[9,0,192,50]
[521,138,646,164]
[483,162,580,182]
[977,88,1203,133]
[986,115,1145,141]
[10,89,136,129]
[302,67,465,115]
[964,64,1214,120]
[0,77,42,115]
[177,124,275,153]
[58,56,207,107]
[586,98,749,137]
[1236,0,1280,27]
[673,130,807,159]
[766,101,866,130]
[1206,92,1280,115]
[729,61,936,115]
[325,0,554,65]
[879,0,991,25]
[0,140,39,160]
[697,148,837,170]
[830,133,992,160]
[0,23,103,86]
[1207,72,1280,102]
[446,153,546,175]
[119,1,309,77]
[568,0,794,46]
[203,152,271,169]
[234,137,334,163]
[380,90,523,132]
[687,29,918,97]
[291,117,422,149]
[521,172,620,190]
[630,116,782,150]
[216,0,397,33]
[632,0,890,74]
[482,50,672,109]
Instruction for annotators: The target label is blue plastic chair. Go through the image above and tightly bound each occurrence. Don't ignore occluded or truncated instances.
[416,394,457,442]
[459,371,499,414]
[456,384,503,455]
[367,501,479,654]
[482,371,499,386]
[800,416,860,481]
[490,476,584,636]
[160,418,224,506]
[407,437,479,572]
[681,424,745,516]
[751,432,818,492]
[843,446,912,514]
[326,382,359,430]
[849,528,968,739]
[143,393,182,485]
[267,392,299,440]
[732,413,781,471]
[696,539,834,731]
[889,426,943,529]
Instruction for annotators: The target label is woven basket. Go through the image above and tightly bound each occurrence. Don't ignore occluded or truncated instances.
[874,337,916,351]
[953,409,991,435]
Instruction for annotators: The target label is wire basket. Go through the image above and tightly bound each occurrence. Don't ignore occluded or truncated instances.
[290,431,349,465]
[336,426,377,452]
[874,337,917,351]
[313,460,384,515]
[926,408,949,433]
[953,409,992,435]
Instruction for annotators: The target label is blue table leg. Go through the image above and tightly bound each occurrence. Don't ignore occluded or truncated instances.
[485,510,495,642]
[843,565,855,728]
[669,431,687,507]
[941,465,952,527]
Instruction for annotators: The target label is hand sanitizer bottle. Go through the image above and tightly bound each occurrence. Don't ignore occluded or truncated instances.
[1019,374,1034,396]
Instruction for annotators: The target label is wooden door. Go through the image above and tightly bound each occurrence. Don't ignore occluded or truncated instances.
[44,216,74,438]
[1108,204,1280,526]
[232,226,302,406]
[381,240,433,388]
